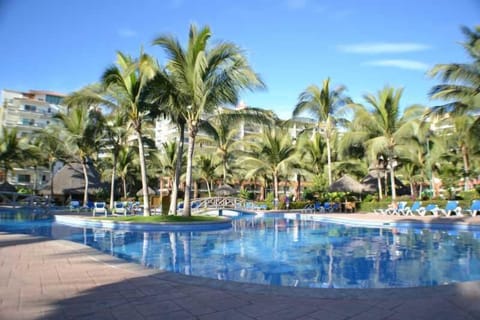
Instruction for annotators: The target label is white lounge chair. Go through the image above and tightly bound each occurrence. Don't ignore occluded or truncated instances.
[112,201,128,216]
[92,202,107,216]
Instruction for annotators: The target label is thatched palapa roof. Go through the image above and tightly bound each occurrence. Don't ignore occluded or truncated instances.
[39,162,106,196]
[328,175,365,193]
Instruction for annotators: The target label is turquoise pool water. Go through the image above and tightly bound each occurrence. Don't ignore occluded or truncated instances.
[2,211,480,289]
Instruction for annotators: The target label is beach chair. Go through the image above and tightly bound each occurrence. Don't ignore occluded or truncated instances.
[314,201,324,213]
[416,203,438,216]
[69,200,80,212]
[391,201,408,215]
[435,200,462,217]
[464,199,480,217]
[92,202,107,216]
[402,201,422,216]
[112,201,128,216]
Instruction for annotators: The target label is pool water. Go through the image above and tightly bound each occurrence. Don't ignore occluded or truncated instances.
[2,211,480,289]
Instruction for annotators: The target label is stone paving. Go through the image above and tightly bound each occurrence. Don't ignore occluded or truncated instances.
[2,214,480,319]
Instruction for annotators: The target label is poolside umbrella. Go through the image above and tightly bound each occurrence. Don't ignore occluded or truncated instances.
[328,175,365,193]
[215,184,237,196]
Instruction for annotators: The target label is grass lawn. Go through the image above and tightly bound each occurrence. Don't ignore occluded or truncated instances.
[93,215,224,223]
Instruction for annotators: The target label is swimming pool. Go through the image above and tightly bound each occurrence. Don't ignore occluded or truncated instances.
[2,211,480,289]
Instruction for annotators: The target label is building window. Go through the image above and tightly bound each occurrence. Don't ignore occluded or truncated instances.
[17,174,31,183]
[24,104,37,112]
[46,95,63,105]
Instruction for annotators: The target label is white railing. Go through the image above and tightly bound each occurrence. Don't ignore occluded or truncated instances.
[191,197,248,211]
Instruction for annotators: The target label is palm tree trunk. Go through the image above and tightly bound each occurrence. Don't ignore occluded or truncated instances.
[109,154,117,209]
[183,126,197,217]
[377,174,383,200]
[81,160,89,207]
[205,179,211,197]
[390,166,396,200]
[49,160,54,203]
[169,122,185,215]
[462,145,470,191]
[122,177,127,199]
[326,137,332,186]
[273,172,279,209]
[296,174,301,201]
[137,133,151,216]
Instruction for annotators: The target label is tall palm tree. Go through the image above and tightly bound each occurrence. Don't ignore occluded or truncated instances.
[153,24,264,216]
[293,78,350,186]
[429,26,480,115]
[64,84,127,207]
[101,51,157,216]
[54,105,104,206]
[343,87,425,199]
[241,127,297,203]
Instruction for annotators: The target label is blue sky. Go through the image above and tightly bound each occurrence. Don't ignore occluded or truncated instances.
[1,0,479,119]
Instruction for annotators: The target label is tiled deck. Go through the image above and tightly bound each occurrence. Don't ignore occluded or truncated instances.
[1,214,480,319]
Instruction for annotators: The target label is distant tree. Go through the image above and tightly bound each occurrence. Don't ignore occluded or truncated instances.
[293,78,351,186]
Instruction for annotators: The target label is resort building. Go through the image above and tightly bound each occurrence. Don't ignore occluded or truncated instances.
[0,89,67,191]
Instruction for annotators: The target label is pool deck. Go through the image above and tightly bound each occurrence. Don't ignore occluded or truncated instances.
[2,213,480,319]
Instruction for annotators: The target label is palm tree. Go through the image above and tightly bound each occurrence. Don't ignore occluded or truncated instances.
[153,24,264,216]
[343,87,425,199]
[157,141,181,196]
[293,78,350,186]
[33,127,69,200]
[428,26,480,191]
[194,154,220,197]
[241,127,297,204]
[428,26,480,115]
[101,51,157,216]
[53,105,104,206]
[197,108,272,184]
[116,146,138,199]
[0,127,35,184]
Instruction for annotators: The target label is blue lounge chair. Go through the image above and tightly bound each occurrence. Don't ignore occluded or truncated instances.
[417,204,438,216]
[69,200,80,212]
[403,201,422,216]
[435,200,462,217]
[464,200,480,217]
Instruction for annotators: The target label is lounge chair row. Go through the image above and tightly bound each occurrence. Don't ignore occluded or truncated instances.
[374,200,480,217]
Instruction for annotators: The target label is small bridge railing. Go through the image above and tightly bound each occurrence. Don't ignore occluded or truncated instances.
[192,197,247,211]
[0,191,50,208]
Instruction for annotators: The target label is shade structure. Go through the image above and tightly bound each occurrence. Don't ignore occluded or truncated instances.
[39,162,106,197]
[328,175,365,193]
[215,184,237,196]
[136,186,157,196]
[0,182,17,193]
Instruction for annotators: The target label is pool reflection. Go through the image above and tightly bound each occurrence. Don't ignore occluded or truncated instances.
[64,216,480,289]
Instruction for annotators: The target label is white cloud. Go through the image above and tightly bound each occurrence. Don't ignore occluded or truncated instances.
[338,42,430,54]
[364,59,430,71]
[117,28,137,38]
